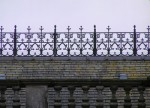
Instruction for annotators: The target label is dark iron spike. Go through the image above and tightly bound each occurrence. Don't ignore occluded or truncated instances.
[93,25,97,56]
[94,25,96,33]
[133,25,136,32]
[94,25,96,29]
[133,25,137,56]
[134,25,136,29]
[14,25,17,29]
[54,25,57,30]
[27,26,31,31]
[53,25,57,57]
[14,25,17,56]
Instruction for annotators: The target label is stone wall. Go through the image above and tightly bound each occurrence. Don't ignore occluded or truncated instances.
[0,57,150,80]
[0,57,150,108]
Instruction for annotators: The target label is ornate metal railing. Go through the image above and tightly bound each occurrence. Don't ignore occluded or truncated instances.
[0,25,150,57]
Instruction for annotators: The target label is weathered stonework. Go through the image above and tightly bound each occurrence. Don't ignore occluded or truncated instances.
[0,57,150,108]
[0,57,150,80]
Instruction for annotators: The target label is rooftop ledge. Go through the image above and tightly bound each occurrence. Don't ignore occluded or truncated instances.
[0,56,150,61]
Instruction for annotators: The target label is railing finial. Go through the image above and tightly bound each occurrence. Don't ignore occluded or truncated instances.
[79,26,83,32]
[27,26,31,33]
[54,25,57,30]
[133,25,137,56]
[134,25,136,29]
[39,26,44,32]
[93,25,97,56]
[67,26,71,32]
[94,25,96,29]
[53,25,57,57]
[0,26,4,32]
[133,25,136,32]
[147,26,150,32]
[14,25,17,30]
[107,26,111,32]
[14,25,17,56]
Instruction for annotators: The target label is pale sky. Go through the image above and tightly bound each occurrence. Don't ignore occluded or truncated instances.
[0,0,150,32]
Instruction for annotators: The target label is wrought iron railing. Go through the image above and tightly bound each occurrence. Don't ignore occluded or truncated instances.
[0,25,150,57]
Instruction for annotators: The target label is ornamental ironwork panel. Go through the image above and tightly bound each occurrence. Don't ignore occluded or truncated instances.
[0,25,150,57]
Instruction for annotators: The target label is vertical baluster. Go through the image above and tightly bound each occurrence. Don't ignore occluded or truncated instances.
[0,26,4,56]
[82,86,90,108]
[96,86,104,108]
[14,25,17,56]
[118,33,124,56]
[53,25,57,57]
[39,26,44,56]
[106,26,111,56]
[12,86,21,108]
[27,26,31,56]
[138,86,146,108]
[110,85,118,108]
[93,25,97,56]
[54,86,62,108]
[67,26,71,57]
[68,86,75,108]
[147,26,150,55]
[0,86,6,108]
[124,86,132,108]
[133,25,137,56]
[79,26,83,56]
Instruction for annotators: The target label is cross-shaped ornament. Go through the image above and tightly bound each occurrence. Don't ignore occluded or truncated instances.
[0,26,4,32]
[67,26,71,32]
[79,26,83,32]
[106,26,111,32]
[39,26,44,32]
[147,26,150,32]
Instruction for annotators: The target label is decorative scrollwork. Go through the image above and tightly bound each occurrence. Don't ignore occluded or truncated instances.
[0,25,150,57]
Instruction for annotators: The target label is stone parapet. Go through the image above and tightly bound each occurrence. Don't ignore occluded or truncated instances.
[0,57,149,80]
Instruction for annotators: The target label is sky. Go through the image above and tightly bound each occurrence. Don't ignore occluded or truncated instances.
[0,0,150,32]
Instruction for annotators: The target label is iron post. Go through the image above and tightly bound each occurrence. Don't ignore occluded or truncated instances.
[79,26,83,56]
[53,25,57,56]
[27,26,31,56]
[39,26,44,56]
[67,26,71,56]
[13,25,17,56]
[93,25,97,56]
[0,26,3,56]
[107,26,111,55]
[133,25,137,56]
[147,26,150,55]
